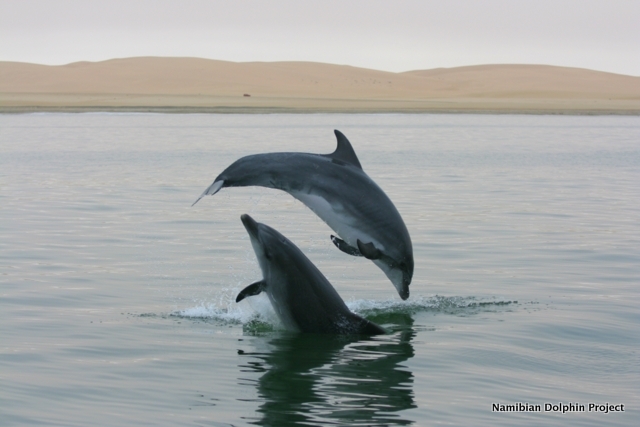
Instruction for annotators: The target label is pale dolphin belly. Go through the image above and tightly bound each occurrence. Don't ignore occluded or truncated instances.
[290,191,376,248]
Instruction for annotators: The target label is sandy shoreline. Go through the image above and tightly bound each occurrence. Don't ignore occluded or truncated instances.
[3,93,639,115]
[2,58,639,114]
[3,105,639,115]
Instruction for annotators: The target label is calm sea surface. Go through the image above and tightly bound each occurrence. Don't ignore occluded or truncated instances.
[1,113,638,426]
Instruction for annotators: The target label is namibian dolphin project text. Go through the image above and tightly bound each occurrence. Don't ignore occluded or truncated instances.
[492,402,625,414]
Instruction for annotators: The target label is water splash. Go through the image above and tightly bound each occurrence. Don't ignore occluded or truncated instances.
[171,294,517,330]
[348,295,517,317]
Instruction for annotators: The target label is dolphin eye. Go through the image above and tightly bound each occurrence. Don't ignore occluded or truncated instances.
[263,249,272,260]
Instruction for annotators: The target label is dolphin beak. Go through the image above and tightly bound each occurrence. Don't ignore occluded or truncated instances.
[399,274,410,300]
[241,214,260,239]
[386,265,411,300]
[398,263,414,300]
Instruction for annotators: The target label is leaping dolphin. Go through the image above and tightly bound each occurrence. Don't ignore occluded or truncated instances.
[236,214,386,335]
[194,130,414,300]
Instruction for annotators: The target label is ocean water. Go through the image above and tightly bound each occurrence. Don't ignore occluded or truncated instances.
[1,113,638,426]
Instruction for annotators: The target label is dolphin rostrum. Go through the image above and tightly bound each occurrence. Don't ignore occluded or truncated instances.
[236,214,386,335]
[194,130,414,300]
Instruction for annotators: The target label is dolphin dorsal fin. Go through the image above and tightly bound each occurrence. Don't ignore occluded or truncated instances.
[325,130,363,170]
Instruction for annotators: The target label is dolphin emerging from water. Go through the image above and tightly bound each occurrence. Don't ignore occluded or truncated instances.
[193,130,413,300]
[236,214,386,335]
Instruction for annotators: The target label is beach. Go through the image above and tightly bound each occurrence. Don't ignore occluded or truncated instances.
[2,57,639,114]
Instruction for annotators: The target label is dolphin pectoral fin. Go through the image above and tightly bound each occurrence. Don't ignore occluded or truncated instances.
[331,235,363,257]
[356,240,382,260]
[324,130,363,170]
[235,280,266,303]
[192,180,225,206]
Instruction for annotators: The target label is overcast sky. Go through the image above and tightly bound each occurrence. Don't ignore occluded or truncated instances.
[1,0,638,75]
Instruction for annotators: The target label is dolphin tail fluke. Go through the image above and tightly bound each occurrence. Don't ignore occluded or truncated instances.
[235,280,266,303]
[330,235,363,257]
[191,180,225,206]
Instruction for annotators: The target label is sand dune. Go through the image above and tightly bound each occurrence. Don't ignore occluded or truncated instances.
[1,57,639,113]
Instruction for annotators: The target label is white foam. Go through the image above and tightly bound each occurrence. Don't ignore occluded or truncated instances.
[174,294,517,328]
[173,292,281,327]
[346,295,517,316]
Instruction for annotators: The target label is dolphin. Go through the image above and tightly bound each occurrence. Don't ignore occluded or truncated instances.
[194,130,413,300]
[236,214,386,335]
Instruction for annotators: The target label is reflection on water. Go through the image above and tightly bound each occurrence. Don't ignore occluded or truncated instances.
[238,316,416,426]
